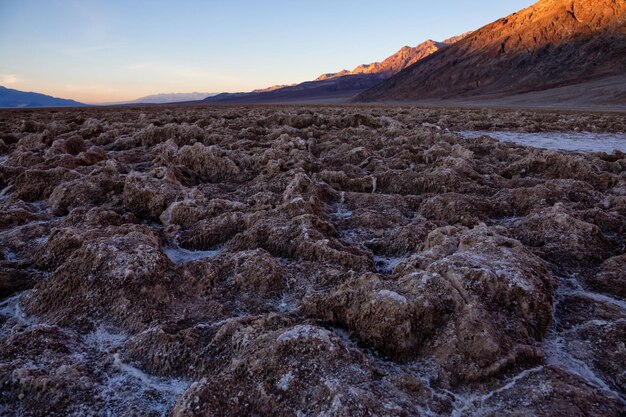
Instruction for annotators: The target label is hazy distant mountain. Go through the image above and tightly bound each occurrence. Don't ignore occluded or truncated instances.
[356,0,626,103]
[0,86,84,108]
[126,92,217,104]
[203,36,465,104]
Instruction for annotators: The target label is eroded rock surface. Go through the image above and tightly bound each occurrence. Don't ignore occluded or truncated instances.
[0,106,625,416]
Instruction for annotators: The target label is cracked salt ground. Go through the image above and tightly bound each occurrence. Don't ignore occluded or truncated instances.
[0,293,189,416]
[447,366,546,417]
[276,293,299,314]
[2,248,17,261]
[460,130,626,153]
[542,274,626,402]
[352,271,626,416]
[0,184,13,200]
[359,353,456,417]
[103,353,189,412]
[162,246,223,264]
[373,255,407,273]
[331,191,353,219]
[0,292,34,333]
[559,273,626,311]
[0,219,53,238]
[85,326,127,350]
[83,328,190,415]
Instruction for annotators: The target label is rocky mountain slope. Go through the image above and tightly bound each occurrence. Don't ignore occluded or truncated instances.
[203,37,465,104]
[0,86,84,108]
[356,0,626,102]
[316,39,445,80]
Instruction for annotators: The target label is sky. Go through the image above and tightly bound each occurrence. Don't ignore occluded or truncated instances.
[0,0,536,103]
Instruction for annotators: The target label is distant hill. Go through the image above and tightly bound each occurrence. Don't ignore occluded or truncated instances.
[203,36,466,104]
[125,92,216,104]
[251,85,296,93]
[0,86,85,108]
[203,74,386,104]
[355,0,626,103]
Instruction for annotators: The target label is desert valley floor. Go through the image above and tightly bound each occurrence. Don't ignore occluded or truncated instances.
[0,105,625,416]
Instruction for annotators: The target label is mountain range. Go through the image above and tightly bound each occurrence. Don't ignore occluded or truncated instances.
[204,0,626,108]
[356,0,626,105]
[0,86,85,108]
[202,37,464,104]
[99,92,218,105]
[3,0,624,109]
[316,39,445,81]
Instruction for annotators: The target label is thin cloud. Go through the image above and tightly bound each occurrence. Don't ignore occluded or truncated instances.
[61,42,125,57]
[62,83,122,93]
[1,74,21,84]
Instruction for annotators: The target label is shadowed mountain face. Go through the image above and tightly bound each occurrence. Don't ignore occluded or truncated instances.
[0,86,84,108]
[202,74,387,104]
[203,38,464,104]
[355,0,626,102]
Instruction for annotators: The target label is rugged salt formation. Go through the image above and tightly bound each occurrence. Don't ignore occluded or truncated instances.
[0,105,625,416]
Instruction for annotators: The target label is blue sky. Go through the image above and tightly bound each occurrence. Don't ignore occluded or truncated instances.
[0,0,536,103]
